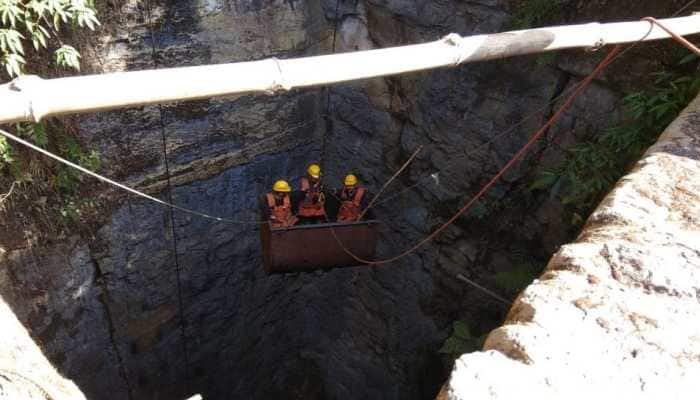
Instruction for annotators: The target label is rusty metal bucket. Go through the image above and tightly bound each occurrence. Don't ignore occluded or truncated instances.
[260,220,379,273]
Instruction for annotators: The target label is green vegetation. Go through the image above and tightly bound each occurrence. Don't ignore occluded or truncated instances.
[439,320,487,359]
[510,0,564,29]
[55,134,101,221]
[0,0,101,223]
[494,260,541,295]
[530,56,700,220]
[535,52,556,67]
[0,120,101,223]
[0,0,98,77]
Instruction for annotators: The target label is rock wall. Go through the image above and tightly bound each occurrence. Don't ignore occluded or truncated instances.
[0,0,694,399]
[0,297,85,400]
[441,93,700,399]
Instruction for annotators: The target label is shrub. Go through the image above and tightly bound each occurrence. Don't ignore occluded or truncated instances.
[531,56,700,219]
[439,320,487,359]
[0,0,98,77]
[510,0,564,29]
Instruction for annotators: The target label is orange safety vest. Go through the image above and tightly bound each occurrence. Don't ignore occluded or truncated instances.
[298,177,325,217]
[266,193,298,228]
[337,187,366,222]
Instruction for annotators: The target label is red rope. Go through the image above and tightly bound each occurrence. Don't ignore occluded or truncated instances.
[642,17,700,56]
[330,45,624,266]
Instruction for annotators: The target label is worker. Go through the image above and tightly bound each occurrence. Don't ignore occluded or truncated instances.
[265,180,298,228]
[298,163,326,223]
[336,174,369,222]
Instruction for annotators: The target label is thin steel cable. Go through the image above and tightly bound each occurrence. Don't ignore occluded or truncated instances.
[0,127,261,221]
[328,45,624,266]
[320,0,342,176]
[456,274,511,306]
[369,77,592,209]
[672,0,697,17]
[0,6,693,269]
[368,3,698,210]
[449,0,699,310]
[144,0,190,390]
[357,145,423,220]
[332,5,699,265]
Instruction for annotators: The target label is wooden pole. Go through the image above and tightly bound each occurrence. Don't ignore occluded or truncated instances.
[0,14,699,124]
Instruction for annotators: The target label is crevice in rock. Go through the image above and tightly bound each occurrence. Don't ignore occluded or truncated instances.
[89,251,135,400]
[2,1,697,399]
[534,68,574,159]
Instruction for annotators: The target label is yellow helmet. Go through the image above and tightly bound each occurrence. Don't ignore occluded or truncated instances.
[307,163,321,179]
[272,180,291,193]
[344,174,358,186]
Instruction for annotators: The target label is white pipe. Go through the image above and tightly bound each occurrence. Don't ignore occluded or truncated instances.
[0,14,698,124]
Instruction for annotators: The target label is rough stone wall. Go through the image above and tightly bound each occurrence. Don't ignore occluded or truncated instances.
[0,297,85,400]
[441,93,700,399]
[0,0,694,399]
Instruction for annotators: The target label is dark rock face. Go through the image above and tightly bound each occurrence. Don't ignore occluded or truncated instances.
[0,0,688,399]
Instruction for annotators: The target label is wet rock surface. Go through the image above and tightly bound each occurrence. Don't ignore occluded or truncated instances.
[0,0,694,399]
[442,95,700,400]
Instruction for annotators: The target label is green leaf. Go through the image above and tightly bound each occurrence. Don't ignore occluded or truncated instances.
[453,321,471,340]
[528,170,559,191]
[0,29,25,55]
[439,337,460,354]
[571,212,583,226]
[0,135,14,164]
[54,44,81,70]
[678,53,698,66]
[3,52,25,77]
[30,123,48,146]
[0,0,24,28]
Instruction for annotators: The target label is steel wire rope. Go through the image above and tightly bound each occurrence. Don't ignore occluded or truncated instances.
[367,81,586,210]
[0,124,300,223]
[143,0,190,391]
[0,43,626,276]
[328,45,624,266]
[330,8,700,267]
[364,0,698,212]
[331,61,593,219]
[458,2,700,244]
[447,4,699,307]
[319,0,342,176]
[0,4,694,263]
[455,274,511,306]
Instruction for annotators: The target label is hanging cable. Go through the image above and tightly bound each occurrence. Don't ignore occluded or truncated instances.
[357,145,423,220]
[329,45,624,266]
[362,2,699,210]
[0,125,272,223]
[643,16,700,55]
[334,9,700,265]
[1,7,695,274]
[449,4,699,306]
[365,81,585,209]
[143,0,190,391]
[456,274,512,306]
[320,0,342,174]
[672,0,698,17]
